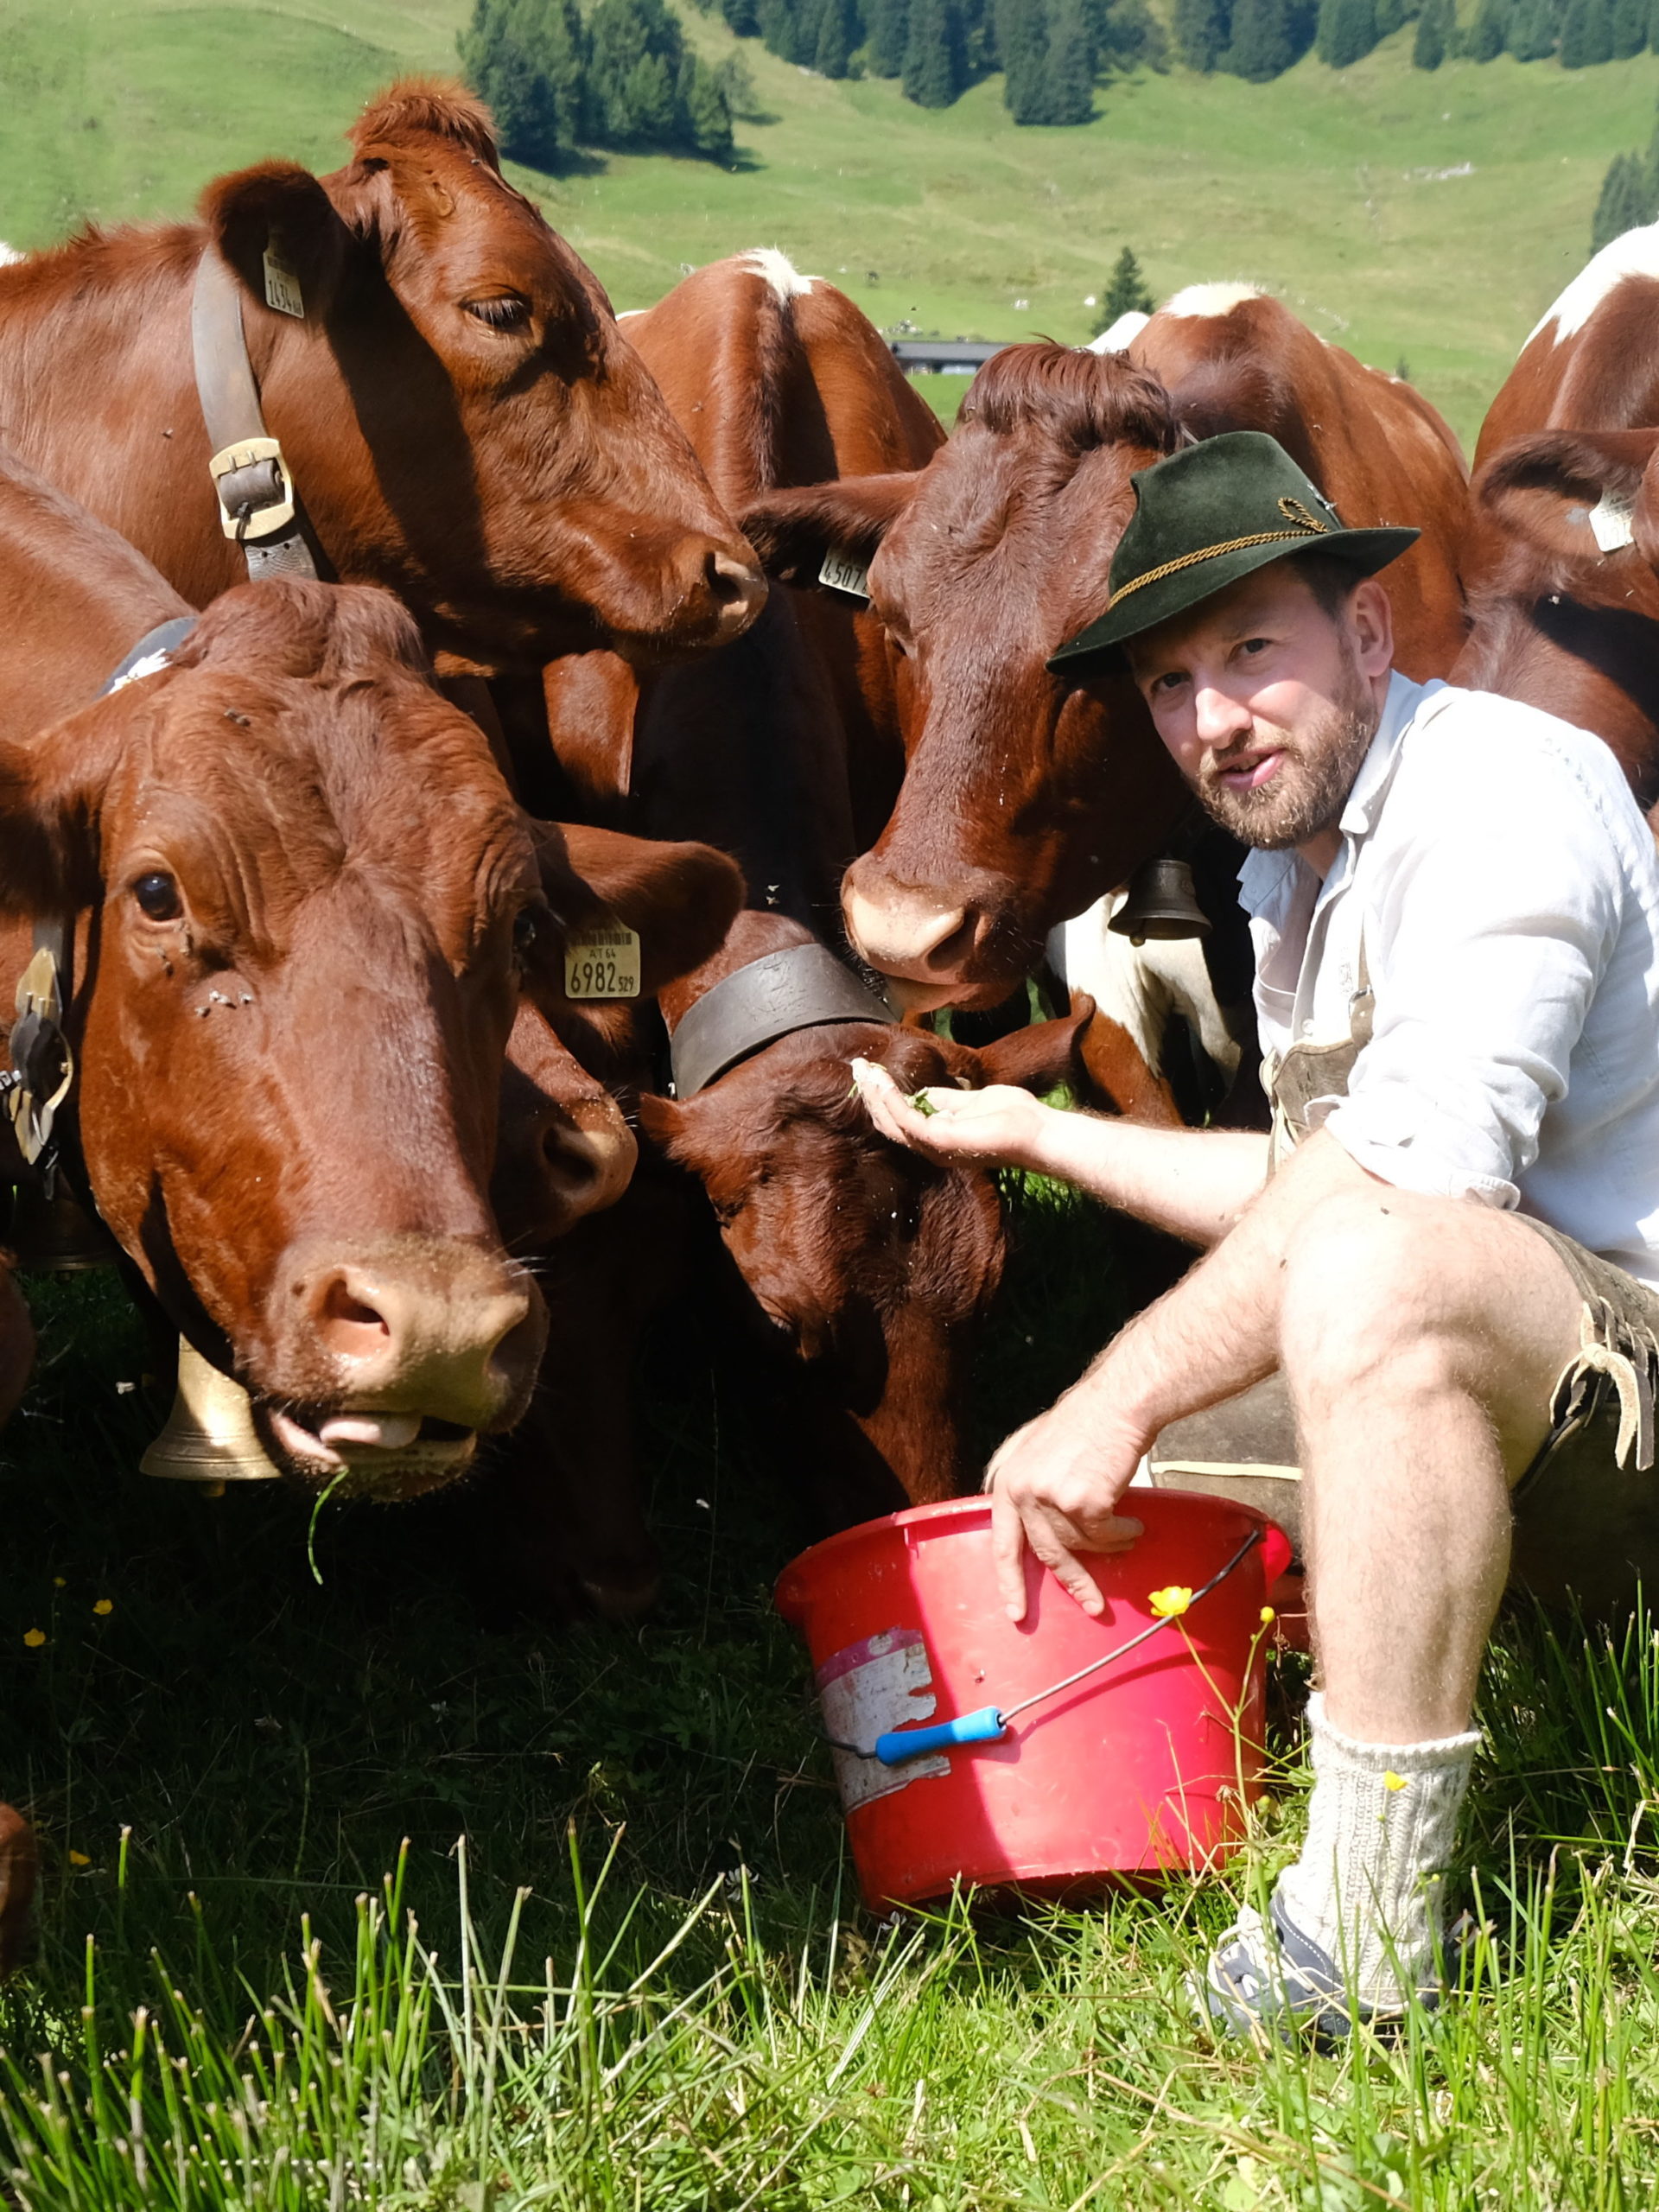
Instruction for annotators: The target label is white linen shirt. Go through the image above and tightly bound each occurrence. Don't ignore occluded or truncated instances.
[1238,672,1659,1288]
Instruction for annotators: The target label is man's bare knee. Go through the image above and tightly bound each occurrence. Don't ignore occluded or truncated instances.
[1280,1185,1449,1393]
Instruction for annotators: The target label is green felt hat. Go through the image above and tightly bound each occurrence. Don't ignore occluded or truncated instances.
[1048,430,1419,672]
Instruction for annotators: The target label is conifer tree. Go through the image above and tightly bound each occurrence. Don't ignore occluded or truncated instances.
[1174,0,1233,65]
[717,0,760,28]
[903,0,968,101]
[458,0,587,168]
[1042,0,1096,119]
[1505,0,1559,54]
[1560,0,1613,60]
[1592,150,1651,249]
[998,0,1052,110]
[1091,246,1155,332]
[1411,0,1450,60]
[1467,0,1510,54]
[1318,0,1380,64]
[813,0,859,71]
[1649,0,1659,51]
[1612,0,1649,53]
[867,0,911,70]
[1228,0,1301,67]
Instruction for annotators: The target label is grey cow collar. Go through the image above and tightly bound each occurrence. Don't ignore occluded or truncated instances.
[668,944,897,1099]
[190,248,320,583]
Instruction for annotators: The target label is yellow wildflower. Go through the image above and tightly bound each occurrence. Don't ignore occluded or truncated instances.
[52,1577,65,1590]
[1260,1605,1276,1625]
[67,1851,90,1868]
[1382,1770,1408,1793]
[22,1630,45,1649]
[92,1599,112,1617]
[1148,1585,1193,1619]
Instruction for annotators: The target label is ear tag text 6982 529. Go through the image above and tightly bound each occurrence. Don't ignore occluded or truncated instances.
[563,921,641,1001]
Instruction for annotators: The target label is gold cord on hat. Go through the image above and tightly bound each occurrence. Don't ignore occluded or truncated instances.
[1108,495,1334,607]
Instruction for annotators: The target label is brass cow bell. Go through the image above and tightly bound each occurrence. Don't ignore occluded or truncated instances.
[5,1182,118,1272]
[140,1338,282,1495]
[1108,857,1211,946]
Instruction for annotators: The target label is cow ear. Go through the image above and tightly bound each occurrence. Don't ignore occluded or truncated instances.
[200,162,352,325]
[737,474,920,588]
[1475,429,1659,563]
[0,687,138,918]
[635,1089,722,1175]
[967,999,1096,1097]
[534,823,746,995]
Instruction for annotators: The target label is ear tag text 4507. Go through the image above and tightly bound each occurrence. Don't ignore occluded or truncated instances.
[818,547,872,601]
[563,921,641,1001]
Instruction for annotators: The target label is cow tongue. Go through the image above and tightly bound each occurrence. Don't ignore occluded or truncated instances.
[318,1413,423,1452]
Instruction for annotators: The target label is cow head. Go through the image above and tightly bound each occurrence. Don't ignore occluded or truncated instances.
[200,81,766,669]
[0,580,550,1496]
[639,916,1092,1503]
[493,823,746,1249]
[740,346,1192,1011]
[1472,429,1659,575]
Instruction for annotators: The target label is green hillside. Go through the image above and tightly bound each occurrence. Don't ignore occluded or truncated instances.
[4,0,1656,446]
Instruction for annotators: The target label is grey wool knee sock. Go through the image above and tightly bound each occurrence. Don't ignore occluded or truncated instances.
[1273,1691,1479,2012]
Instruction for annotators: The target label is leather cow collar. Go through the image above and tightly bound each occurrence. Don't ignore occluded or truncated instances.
[191,247,320,585]
[667,942,897,1100]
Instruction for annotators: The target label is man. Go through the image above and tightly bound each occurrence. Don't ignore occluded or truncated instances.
[855,430,1659,2041]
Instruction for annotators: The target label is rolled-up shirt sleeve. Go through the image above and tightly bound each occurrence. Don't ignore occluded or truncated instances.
[1320,733,1625,1206]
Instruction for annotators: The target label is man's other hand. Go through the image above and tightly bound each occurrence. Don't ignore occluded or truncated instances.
[852,1056,1046,1167]
[984,1390,1147,1622]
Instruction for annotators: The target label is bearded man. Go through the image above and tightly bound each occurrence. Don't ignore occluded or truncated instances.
[855,430,1659,2041]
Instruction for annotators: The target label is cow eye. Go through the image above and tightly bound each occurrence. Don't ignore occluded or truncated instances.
[132,871,182,921]
[464,295,531,332]
[512,902,549,962]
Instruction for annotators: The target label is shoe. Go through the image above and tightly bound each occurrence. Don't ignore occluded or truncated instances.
[1195,1894,1452,2049]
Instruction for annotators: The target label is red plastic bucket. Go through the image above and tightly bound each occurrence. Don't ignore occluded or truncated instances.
[776,1490,1292,1909]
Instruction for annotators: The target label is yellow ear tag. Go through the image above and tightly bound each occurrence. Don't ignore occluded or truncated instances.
[563,921,641,1001]
[263,245,305,320]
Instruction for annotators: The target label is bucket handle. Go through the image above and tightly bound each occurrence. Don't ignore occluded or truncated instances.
[868,1522,1281,1769]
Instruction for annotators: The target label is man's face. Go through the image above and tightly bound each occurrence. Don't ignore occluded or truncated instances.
[1126,562,1394,857]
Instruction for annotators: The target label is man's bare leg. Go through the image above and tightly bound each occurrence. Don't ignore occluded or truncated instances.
[1280,1185,1584,1739]
[1205,1185,1585,2029]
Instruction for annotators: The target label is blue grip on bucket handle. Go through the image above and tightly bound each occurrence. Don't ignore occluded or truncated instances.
[874,1706,1007,1765]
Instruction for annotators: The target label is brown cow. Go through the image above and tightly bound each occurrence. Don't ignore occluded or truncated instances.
[740,286,1470,1011]
[0,566,547,1493]
[1458,232,1659,810]
[0,82,764,670]
[537,250,944,906]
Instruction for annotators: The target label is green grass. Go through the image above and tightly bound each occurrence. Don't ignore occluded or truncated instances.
[3,0,1658,443]
[1,1199,1659,2203]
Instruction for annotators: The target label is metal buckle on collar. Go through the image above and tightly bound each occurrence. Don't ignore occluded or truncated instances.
[7,944,73,1182]
[209,436,296,542]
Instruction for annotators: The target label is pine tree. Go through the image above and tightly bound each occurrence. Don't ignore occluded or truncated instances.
[1374,0,1406,35]
[680,53,735,154]
[902,0,968,101]
[812,0,856,70]
[1042,0,1096,118]
[998,0,1052,110]
[1173,0,1234,63]
[458,0,587,168]
[1650,0,1659,51]
[717,0,761,28]
[1091,246,1154,332]
[1506,0,1559,54]
[1467,0,1510,54]
[1412,0,1449,59]
[1224,0,1300,72]
[867,0,911,70]
[1560,0,1613,60]
[1318,0,1380,64]
[1612,0,1648,52]
[1593,150,1651,249]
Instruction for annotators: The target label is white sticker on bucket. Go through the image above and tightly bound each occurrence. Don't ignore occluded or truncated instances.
[817,1626,951,1811]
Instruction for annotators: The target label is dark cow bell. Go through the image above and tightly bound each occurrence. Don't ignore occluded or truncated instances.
[1108,857,1211,946]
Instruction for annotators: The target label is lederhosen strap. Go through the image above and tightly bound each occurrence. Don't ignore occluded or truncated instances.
[1265,936,1373,1174]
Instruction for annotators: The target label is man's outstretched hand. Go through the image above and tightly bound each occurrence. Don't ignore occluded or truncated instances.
[984,1385,1147,1622]
[851,1055,1047,1168]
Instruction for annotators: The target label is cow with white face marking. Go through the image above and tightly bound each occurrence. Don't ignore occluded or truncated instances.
[1459,224,1659,817]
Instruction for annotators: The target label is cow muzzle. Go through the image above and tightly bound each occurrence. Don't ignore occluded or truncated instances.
[842,868,982,1011]
[255,1235,547,1496]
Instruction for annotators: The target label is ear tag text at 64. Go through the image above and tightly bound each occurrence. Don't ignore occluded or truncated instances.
[563,921,641,1001]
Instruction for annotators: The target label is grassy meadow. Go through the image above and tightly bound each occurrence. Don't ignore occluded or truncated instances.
[3,0,1659,442]
[5,4,1659,2202]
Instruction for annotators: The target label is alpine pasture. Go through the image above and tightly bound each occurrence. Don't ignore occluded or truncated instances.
[3,6,1659,2205]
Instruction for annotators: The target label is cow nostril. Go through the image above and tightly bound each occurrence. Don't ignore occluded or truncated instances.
[316,1276,392,1362]
[708,548,765,608]
[542,1125,598,1192]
